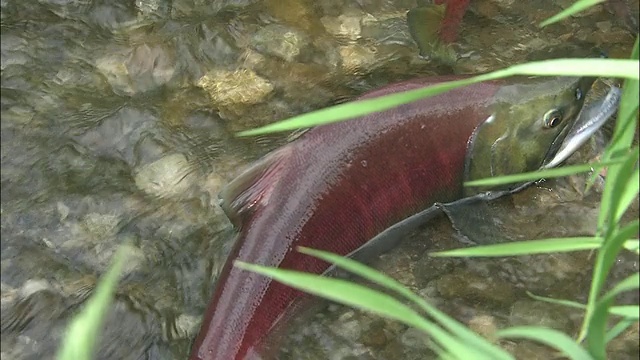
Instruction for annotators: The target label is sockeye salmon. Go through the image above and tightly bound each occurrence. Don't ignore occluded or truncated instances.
[433,0,470,43]
[413,0,636,44]
[191,75,601,360]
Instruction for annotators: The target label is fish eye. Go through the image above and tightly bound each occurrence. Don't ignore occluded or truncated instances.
[544,109,563,128]
[575,88,582,100]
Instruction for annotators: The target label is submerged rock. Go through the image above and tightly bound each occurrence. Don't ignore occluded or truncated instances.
[321,10,365,41]
[134,153,194,199]
[197,69,274,108]
[249,24,309,62]
[509,300,574,333]
[436,269,516,305]
[95,44,176,96]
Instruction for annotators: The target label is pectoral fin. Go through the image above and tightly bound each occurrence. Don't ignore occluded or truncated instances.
[337,185,530,276]
[345,204,445,265]
[438,198,513,245]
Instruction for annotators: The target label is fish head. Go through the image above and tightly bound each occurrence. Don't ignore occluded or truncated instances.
[464,75,596,195]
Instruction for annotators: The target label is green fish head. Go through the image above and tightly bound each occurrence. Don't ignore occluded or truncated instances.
[464,76,596,195]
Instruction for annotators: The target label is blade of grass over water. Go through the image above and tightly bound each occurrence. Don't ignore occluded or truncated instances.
[612,162,639,223]
[579,38,639,346]
[504,59,638,78]
[606,318,638,342]
[234,261,496,360]
[603,150,640,227]
[56,246,130,360]
[526,291,593,310]
[432,236,638,258]
[608,306,640,319]
[294,247,514,360]
[496,327,593,360]
[431,237,607,257]
[539,0,605,27]
[624,239,640,254]
[582,168,640,349]
[464,159,625,187]
[584,205,640,355]
[597,39,640,233]
[603,38,639,157]
[237,58,639,136]
[526,292,638,318]
[616,220,640,253]
[585,203,638,351]
[234,263,428,329]
[599,273,639,309]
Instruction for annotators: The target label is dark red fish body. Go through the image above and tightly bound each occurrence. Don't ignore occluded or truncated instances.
[435,0,471,43]
[190,76,503,360]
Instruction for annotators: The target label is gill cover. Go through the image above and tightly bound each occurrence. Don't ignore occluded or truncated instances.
[463,76,595,195]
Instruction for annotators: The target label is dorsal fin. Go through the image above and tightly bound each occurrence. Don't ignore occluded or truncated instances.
[218,147,292,229]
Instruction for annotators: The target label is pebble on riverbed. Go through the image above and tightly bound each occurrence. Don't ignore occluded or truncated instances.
[249,24,309,62]
[197,69,274,110]
[321,10,365,41]
[95,44,176,96]
[134,153,195,199]
[339,44,380,74]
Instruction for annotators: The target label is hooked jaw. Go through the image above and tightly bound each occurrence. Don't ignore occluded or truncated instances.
[543,85,622,169]
[537,76,597,169]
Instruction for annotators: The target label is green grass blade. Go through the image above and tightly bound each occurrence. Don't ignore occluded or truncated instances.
[527,292,637,317]
[589,194,640,300]
[294,247,514,360]
[617,219,639,254]
[603,150,640,227]
[431,237,604,257]
[598,138,639,233]
[609,37,639,155]
[585,225,640,356]
[464,160,624,187]
[237,58,639,136]
[613,164,639,222]
[606,318,637,342]
[236,76,482,136]
[540,0,605,27]
[527,291,590,310]
[597,39,639,231]
[234,261,488,359]
[624,240,639,253]
[588,298,615,358]
[56,245,130,360]
[580,38,639,343]
[234,262,429,328]
[605,112,639,159]
[607,306,639,319]
[599,273,640,306]
[500,59,638,79]
[496,326,593,360]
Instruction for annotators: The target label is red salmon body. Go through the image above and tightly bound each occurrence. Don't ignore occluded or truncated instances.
[190,76,503,360]
[436,0,471,43]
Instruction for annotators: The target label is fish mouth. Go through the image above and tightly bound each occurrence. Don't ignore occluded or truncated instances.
[542,120,576,168]
[542,85,622,169]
